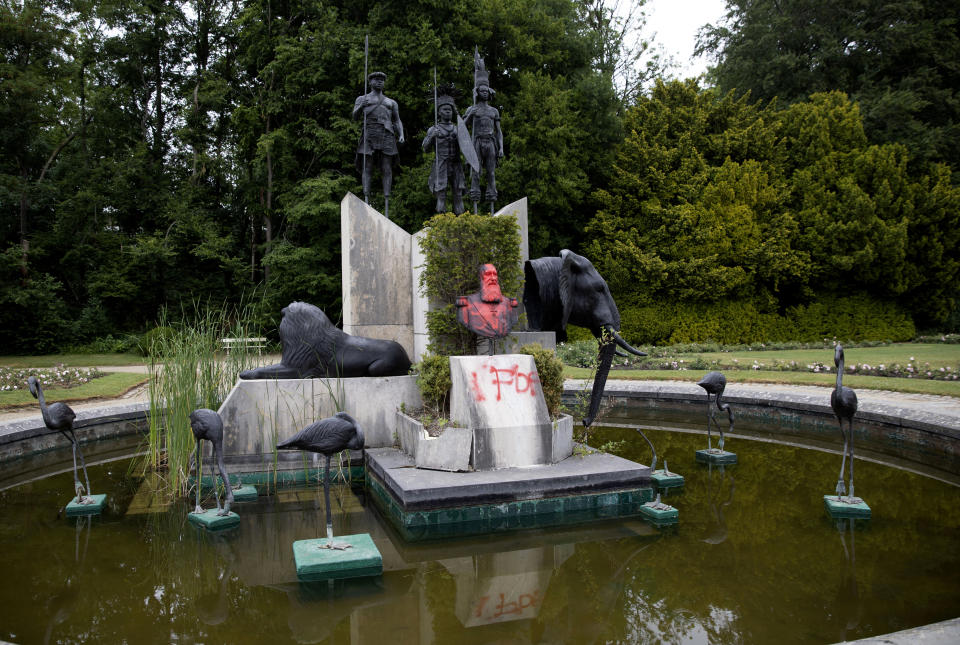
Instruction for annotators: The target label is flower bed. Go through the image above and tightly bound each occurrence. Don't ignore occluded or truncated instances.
[0,365,104,391]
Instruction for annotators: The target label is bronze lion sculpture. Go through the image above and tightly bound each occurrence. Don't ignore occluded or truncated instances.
[239,302,411,379]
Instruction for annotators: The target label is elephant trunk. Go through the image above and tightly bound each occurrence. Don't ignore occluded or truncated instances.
[582,334,617,428]
[610,329,646,357]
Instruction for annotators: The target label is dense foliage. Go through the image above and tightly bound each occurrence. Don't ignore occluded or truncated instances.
[4,0,959,353]
[587,81,960,341]
[418,211,521,355]
[697,0,960,175]
[518,342,564,417]
[1,0,633,353]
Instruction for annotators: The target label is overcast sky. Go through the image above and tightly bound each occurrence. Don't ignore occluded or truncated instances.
[641,0,728,78]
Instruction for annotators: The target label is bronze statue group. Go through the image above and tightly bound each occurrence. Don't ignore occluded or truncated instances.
[354,49,503,217]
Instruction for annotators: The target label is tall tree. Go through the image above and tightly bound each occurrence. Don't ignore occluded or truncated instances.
[586,81,960,329]
[697,0,960,176]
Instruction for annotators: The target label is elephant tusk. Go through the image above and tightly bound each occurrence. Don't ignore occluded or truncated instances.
[615,349,628,358]
[608,328,646,356]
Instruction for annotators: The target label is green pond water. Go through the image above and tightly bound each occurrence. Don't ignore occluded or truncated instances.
[0,424,958,644]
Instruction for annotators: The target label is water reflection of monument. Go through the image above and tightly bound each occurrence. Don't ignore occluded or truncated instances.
[443,545,573,627]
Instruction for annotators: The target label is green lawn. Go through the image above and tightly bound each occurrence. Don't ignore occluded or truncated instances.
[563,366,960,397]
[0,353,146,368]
[0,372,149,408]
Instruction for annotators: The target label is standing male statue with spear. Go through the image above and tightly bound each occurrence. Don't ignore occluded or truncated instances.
[353,63,404,218]
[422,76,477,214]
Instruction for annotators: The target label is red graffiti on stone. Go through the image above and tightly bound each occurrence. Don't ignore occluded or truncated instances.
[470,371,486,402]
[486,364,539,401]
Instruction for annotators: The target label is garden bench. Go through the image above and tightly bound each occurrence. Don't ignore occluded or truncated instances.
[221,337,267,355]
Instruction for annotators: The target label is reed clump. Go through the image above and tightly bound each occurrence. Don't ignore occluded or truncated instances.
[145,302,261,495]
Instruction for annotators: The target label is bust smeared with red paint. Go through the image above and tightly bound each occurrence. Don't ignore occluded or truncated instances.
[456,263,519,339]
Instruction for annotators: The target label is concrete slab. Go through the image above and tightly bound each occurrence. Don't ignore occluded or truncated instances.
[65,493,107,516]
[450,354,570,469]
[293,533,383,581]
[341,193,414,356]
[396,411,428,459]
[450,354,550,430]
[366,447,650,511]
[416,426,472,472]
[188,509,241,530]
[824,495,871,518]
[366,446,652,538]
[217,376,420,464]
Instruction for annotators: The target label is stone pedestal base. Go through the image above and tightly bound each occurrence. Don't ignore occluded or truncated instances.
[639,501,679,525]
[696,449,738,465]
[651,470,685,488]
[293,533,382,581]
[188,509,241,530]
[232,483,259,502]
[824,495,871,518]
[65,493,107,517]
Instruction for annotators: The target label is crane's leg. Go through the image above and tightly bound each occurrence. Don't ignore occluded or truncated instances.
[319,453,352,550]
[323,454,334,541]
[705,395,713,451]
[848,419,857,502]
[193,439,204,513]
[836,420,848,500]
[69,439,83,502]
[73,436,94,503]
[215,446,234,516]
[717,414,725,452]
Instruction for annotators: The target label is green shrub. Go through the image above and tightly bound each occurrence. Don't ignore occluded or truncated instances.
[564,325,594,342]
[138,326,176,356]
[418,212,522,355]
[414,354,452,414]
[518,343,564,418]
[63,334,141,354]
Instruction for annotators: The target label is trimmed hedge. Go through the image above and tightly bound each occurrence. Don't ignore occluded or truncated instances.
[619,295,915,345]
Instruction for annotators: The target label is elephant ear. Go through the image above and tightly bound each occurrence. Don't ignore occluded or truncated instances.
[559,249,578,330]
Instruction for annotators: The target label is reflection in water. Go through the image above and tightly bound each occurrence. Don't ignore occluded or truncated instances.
[194,530,238,627]
[444,544,573,626]
[43,515,91,645]
[2,427,960,644]
[702,464,736,546]
[832,518,862,641]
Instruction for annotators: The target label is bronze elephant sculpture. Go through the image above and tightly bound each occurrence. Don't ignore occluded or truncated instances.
[523,250,646,427]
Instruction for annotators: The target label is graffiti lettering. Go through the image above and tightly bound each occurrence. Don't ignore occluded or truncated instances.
[486,364,539,401]
[470,371,486,402]
[472,590,542,621]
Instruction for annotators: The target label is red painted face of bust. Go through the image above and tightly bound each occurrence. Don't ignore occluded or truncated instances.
[480,264,502,303]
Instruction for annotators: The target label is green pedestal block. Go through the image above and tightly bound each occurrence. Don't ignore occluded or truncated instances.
[823,495,871,519]
[639,501,679,525]
[232,484,258,502]
[651,470,685,488]
[65,493,107,517]
[188,509,241,530]
[696,449,738,465]
[293,534,382,582]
